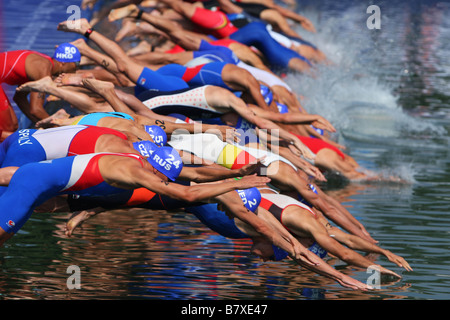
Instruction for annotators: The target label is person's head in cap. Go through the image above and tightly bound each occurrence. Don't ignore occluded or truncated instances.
[217,184,262,219]
[52,43,81,73]
[132,140,158,158]
[150,146,183,182]
[144,125,167,147]
[259,84,273,106]
[236,187,261,213]
[250,238,290,262]
[132,140,183,182]
[276,102,289,114]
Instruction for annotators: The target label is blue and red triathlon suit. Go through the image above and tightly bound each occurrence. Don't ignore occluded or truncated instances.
[0,152,146,234]
[0,124,128,167]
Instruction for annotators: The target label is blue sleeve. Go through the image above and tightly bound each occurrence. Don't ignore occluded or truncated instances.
[199,40,216,51]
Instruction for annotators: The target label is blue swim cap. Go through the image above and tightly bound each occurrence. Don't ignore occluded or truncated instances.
[53,43,81,63]
[147,146,183,181]
[259,84,273,105]
[271,245,289,261]
[310,125,324,136]
[236,187,261,212]
[132,140,158,158]
[308,241,327,258]
[144,125,167,147]
[276,102,289,114]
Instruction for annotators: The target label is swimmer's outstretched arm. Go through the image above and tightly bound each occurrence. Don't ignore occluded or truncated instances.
[230,204,371,290]
[250,115,316,160]
[215,192,321,268]
[78,77,241,143]
[255,207,314,262]
[111,157,271,202]
[249,105,336,133]
[129,115,239,143]
[178,158,264,183]
[326,226,413,272]
[275,145,327,181]
[297,212,403,278]
[216,96,315,160]
[261,0,317,33]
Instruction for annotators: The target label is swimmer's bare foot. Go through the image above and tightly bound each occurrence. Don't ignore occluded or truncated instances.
[65,210,96,237]
[115,18,138,42]
[35,109,71,128]
[127,40,152,56]
[81,78,115,96]
[16,76,55,93]
[79,56,96,66]
[70,38,90,54]
[108,4,141,22]
[56,72,95,87]
[57,18,92,35]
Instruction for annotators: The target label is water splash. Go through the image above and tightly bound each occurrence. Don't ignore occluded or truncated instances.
[284,2,447,141]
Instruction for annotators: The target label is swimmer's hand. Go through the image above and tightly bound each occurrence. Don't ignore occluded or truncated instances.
[299,16,317,33]
[338,275,373,291]
[221,126,241,144]
[291,245,321,267]
[290,240,321,266]
[237,157,266,176]
[235,174,270,189]
[289,139,315,161]
[383,251,413,272]
[311,115,336,133]
[296,159,326,182]
[378,265,403,279]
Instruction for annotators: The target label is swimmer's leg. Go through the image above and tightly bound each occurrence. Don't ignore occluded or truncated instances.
[71,38,134,87]
[123,5,208,51]
[35,109,79,128]
[17,76,110,113]
[58,18,144,84]
[0,159,72,245]
[160,0,202,20]
[266,161,372,241]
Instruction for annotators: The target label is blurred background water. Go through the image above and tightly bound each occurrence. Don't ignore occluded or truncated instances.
[0,0,449,300]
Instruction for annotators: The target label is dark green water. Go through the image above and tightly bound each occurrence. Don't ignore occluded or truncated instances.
[0,0,449,300]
